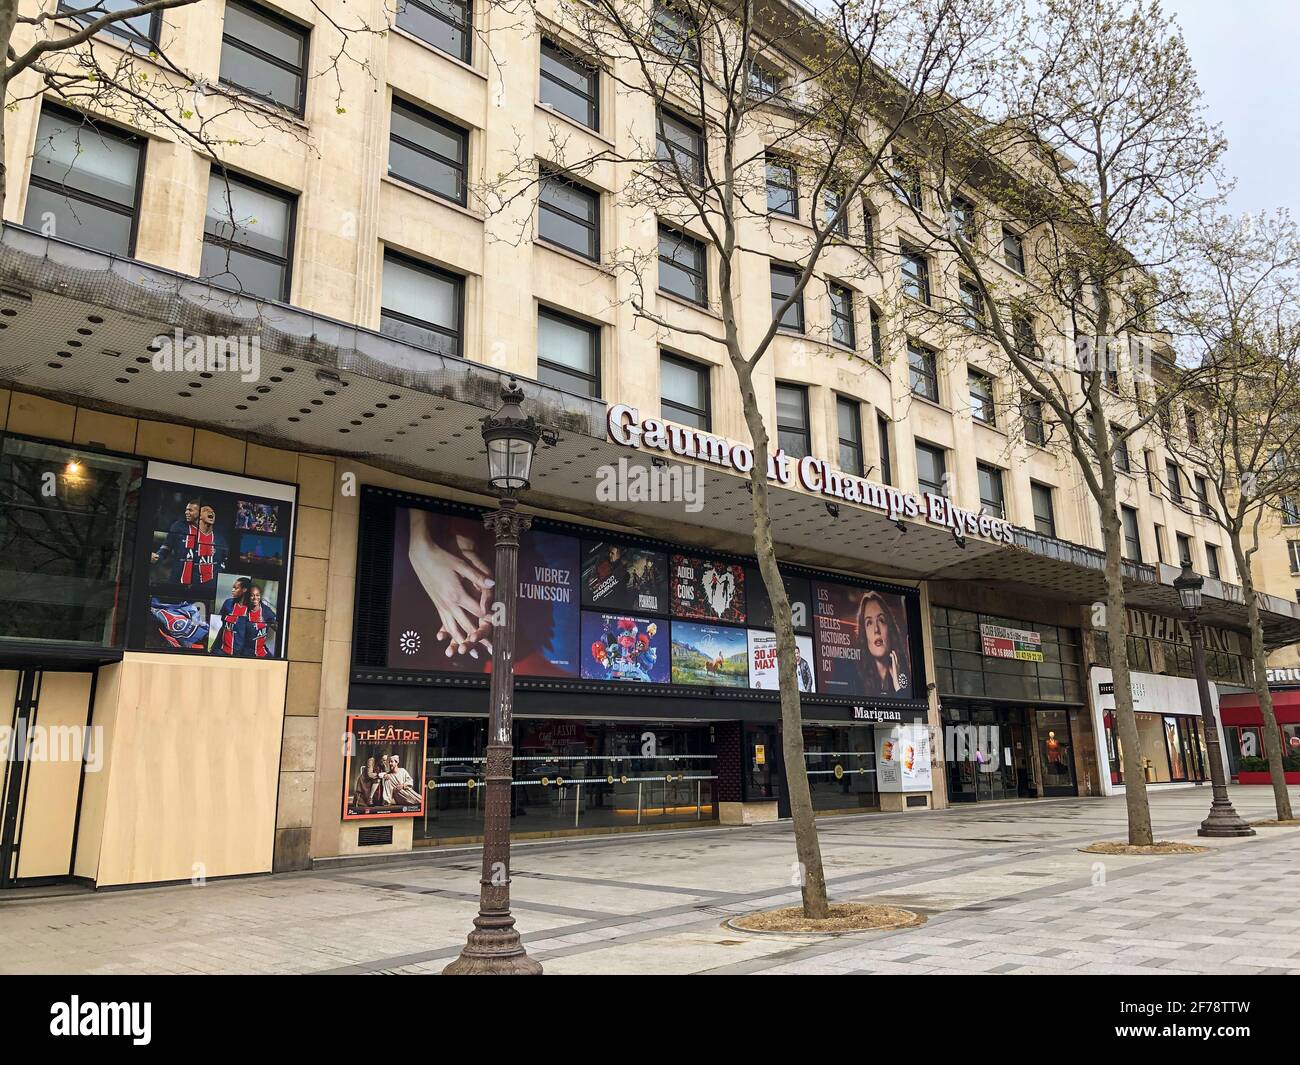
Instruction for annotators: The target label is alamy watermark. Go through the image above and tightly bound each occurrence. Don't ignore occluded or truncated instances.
[596,457,705,513]
[150,328,261,383]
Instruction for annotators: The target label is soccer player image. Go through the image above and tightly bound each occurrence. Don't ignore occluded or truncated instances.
[149,598,209,650]
[244,584,278,658]
[151,499,200,574]
[211,576,251,657]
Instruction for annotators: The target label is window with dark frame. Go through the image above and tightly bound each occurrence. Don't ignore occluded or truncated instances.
[1289,540,1300,574]
[540,39,599,130]
[1002,226,1025,274]
[1031,481,1056,537]
[23,105,143,257]
[1154,523,1167,564]
[219,0,309,114]
[901,248,930,304]
[538,169,600,260]
[836,396,863,476]
[977,462,1006,518]
[908,342,939,402]
[1282,496,1300,525]
[396,0,472,64]
[869,303,883,364]
[828,281,855,348]
[747,62,785,101]
[949,194,976,244]
[1121,505,1142,562]
[200,170,295,302]
[770,264,804,332]
[658,225,707,304]
[877,414,894,485]
[968,369,995,425]
[660,351,710,429]
[651,3,698,62]
[775,383,811,459]
[915,441,947,497]
[1013,312,1037,359]
[656,108,704,185]
[959,277,985,331]
[1166,459,1184,504]
[1186,408,1201,446]
[823,185,849,236]
[1112,425,1131,472]
[1176,532,1193,567]
[1206,542,1221,579]
[388,97,468,205]
[766,154,798,216]
[862,202,876,255]
[1022,393,1046,446]
[57,0,159,44]
[379,251,464,357]
[1194,473,1212,516]
[537,307,600,398]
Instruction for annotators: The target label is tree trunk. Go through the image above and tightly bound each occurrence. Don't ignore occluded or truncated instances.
[0,0,16,213]
[1233,538,1293,820]
[1100,502,1155,845]
[734,360,829,918]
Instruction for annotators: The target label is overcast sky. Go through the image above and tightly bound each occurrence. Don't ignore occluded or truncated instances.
[1169,0,1299,218]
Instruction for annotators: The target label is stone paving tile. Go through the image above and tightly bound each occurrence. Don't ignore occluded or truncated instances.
[1,786,1297,975]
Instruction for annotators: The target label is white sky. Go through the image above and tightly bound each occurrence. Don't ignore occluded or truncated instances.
[1169,0,1300,218]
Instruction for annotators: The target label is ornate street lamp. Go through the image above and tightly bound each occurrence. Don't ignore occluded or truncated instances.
[444,379,545,975]
[1173,561,1255,838]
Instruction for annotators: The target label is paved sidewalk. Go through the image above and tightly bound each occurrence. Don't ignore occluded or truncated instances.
[2,785,1298,975]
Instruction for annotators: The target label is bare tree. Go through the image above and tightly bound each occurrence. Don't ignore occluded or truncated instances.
[1162,209,1300,822]
[479,0,1015,916]
[891,0,1227,845]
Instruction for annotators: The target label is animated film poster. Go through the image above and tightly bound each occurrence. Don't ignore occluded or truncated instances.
[580,611,670,683]
[812,581,914,699]
[747,630,816,693]
[745,567,813,634]
[670,555,746,623]
[386,506,579,676]
[131,461,295,658]
[343,715,428,819]
[581,541,669,614]
[670,622,749,687]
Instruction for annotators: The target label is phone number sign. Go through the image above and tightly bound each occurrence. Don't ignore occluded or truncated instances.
[980,624,1044,662]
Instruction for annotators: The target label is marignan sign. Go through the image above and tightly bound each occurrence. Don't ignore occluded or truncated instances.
[606,404,1017,545]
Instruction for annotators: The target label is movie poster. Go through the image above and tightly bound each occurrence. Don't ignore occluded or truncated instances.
[386,506,579,676]
[580,611,670,683]
[747,630,816,693]
[812,581,914,699]
[130,461,295,658]
[745,567,813,634]
[581,541,668,614]
[670,555,746,623]
[343,715,428,819]
[670,622,749,687]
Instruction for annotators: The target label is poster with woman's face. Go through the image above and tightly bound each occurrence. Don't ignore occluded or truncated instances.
[386,507,579,676]
[129,462,295,658]
[812,582,914,699]
[581,542,668,614]
[670,555,746,623]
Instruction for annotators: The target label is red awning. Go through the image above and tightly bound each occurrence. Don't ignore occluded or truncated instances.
[1219,688,1300,726]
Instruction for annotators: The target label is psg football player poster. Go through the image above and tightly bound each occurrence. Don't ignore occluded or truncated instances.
[128,461,296,658]
[386,506,580,676]
[670,555,746,623]
[581,541,669,614]
[343,715,428,820]
[812,581,914,699]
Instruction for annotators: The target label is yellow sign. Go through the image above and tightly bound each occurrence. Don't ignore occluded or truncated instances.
[755,744,766,766]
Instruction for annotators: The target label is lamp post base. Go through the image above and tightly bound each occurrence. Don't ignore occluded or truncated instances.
[442,918,542,975]
[1198,799,1256,838]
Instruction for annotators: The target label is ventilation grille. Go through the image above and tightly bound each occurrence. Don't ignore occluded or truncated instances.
[906,795,928,808]
[357,825,394,847]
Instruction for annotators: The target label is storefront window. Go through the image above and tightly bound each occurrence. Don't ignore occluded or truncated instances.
[0,437,143,646]
[416,716,717,842]
[1103,710,1207,785]
[802,723,877,811]
[931,608,1082,703]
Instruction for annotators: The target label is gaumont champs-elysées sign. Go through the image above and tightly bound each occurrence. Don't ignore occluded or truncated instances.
[606,404,1017,545]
